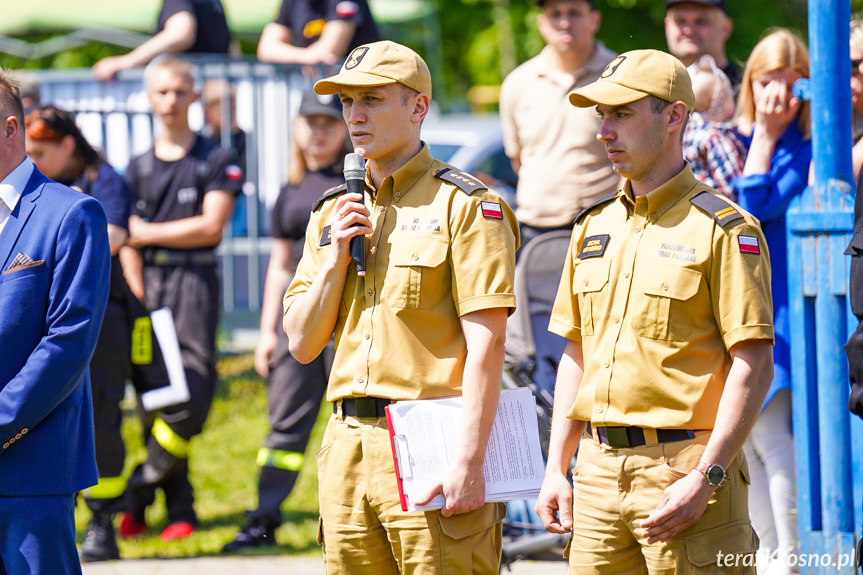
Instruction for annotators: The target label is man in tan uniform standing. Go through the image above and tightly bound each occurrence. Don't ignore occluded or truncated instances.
[500,0,618,247]
[536,49,774,573]
[283,41,519,574]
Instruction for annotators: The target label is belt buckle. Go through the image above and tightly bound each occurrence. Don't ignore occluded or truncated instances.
[355,398,377,419]
[605,427,630,448]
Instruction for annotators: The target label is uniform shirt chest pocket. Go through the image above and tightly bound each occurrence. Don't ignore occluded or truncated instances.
[632,266,702,342]
[387,238,449,310]
[572,260,610,337]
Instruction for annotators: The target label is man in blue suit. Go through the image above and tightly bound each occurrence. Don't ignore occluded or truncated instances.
[0,71,111,574]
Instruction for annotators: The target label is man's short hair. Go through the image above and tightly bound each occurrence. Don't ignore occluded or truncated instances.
[145,55,196,90]
[0,69,25,134]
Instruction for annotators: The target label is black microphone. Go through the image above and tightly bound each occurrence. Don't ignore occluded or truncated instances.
[344,153,366,277]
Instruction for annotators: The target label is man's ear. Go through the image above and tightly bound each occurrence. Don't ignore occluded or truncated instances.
[667,101,689,133]
[411,93,430,124]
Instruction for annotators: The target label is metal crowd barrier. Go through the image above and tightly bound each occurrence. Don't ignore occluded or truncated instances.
[34,58,335,315]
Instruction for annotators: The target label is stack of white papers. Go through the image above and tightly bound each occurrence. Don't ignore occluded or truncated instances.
[387,388,545,512]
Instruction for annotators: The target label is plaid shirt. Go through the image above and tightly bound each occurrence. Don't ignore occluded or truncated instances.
[683,114,747,200]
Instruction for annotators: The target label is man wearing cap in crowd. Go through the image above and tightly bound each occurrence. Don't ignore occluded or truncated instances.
[500,0,619,250]
[283,40,519,573]
[665,0,742,92]
[535,49,774,572]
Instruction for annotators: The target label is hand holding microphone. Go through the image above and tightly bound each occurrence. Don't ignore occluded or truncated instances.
[343,153,367,276]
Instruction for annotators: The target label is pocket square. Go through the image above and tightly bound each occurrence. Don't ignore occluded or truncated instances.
[3,252,45,275]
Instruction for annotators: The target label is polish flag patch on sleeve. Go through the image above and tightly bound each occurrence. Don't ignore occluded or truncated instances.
[738,235,760,254]
[481,201,503,220]
[335,1,360,17]
[225,164,243,180]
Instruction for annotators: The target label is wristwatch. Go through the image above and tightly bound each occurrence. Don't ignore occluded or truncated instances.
[694,461,726,487]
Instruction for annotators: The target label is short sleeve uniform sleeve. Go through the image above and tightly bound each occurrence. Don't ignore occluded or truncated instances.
[283,201,330,315]
[324,0,368,25]
[274,0,296,27]
[157,0,192,28]
[205,147,243,197]
[710,220,774,349]
[548,233,583,342]
[498,74,521,160]
[86,164,134,230]
[448,190,519,316]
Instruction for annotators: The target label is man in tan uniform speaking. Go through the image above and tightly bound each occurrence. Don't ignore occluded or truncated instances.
[283,41,519,574]
[535,49,775,573]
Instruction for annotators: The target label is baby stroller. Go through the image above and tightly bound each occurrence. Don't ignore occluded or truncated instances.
[500,230,573,568]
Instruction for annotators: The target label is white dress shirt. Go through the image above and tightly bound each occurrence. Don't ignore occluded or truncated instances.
[0,156,35,238]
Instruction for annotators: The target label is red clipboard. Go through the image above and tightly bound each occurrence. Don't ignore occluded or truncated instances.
[385,404,409,512]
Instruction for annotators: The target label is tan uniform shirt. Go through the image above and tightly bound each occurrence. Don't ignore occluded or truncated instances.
[549,166,774,429]
[284,144,519,402]
[500,42,619,228]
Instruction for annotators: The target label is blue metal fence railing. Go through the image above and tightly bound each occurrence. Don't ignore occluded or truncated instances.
[32,58,334,315]
[790,1,863,572]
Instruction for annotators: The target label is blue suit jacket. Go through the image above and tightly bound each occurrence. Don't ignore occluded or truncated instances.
[0,167,110,496]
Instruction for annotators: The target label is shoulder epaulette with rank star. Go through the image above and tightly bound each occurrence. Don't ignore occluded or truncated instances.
[434,168,488,194]
[573,191,620,226]
[689,191,744,227]
[312,183,348,212]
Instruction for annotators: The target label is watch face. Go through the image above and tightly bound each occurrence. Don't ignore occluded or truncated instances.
[706,465,726,486]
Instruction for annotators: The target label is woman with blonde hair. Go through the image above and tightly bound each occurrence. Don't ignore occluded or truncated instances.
[732,28,811,574]
[222,90,350,551]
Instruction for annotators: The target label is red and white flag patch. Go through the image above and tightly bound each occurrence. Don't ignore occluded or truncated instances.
[335,1,360,17]
[481,201,503,220]
[225,164,243,180]
[738,235,760,254]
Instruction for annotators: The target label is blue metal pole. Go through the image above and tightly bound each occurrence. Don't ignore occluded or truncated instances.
[806,1,856,572]
[809,0,853,189]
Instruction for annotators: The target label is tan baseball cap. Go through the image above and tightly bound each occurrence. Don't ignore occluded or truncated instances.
[568,49,695,112]
[314,41,432,98]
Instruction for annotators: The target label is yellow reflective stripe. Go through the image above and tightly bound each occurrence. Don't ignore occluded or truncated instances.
[130,316,153,365]
[84,475,127,499]
[152,418,189,459]
[256,447,304,471]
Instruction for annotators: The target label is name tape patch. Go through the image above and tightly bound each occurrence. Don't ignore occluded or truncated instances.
[738,235,760,255]
[481,201,503,220]
[578,234,610,259]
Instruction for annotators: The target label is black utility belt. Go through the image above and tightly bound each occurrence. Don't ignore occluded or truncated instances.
[334,397,392,419]
[586,424,696,448]
[144,249,217,266]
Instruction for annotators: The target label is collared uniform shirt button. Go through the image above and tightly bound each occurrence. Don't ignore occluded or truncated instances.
[613,315,620,323]
[603,360,610,368]
[596,407,603,414]
[623,271,630,278]
[21,428,27,434]
[366,289,373,296]
[370,246,376,254]
[358,377,364,383]
[379,205,386,212]
[14,434,21,440]
[3,444,8,449]
[412,253,419,261]
[395,192,401,197]
[662,282,669,291]
[583,279,589,286]
[635,226,642,233]
[364,333,370,340]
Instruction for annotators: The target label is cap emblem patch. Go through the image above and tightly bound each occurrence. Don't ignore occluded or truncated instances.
[344,46,369,70]
[601,55,627,79]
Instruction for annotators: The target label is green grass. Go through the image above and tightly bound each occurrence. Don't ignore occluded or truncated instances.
[75,353,328,559]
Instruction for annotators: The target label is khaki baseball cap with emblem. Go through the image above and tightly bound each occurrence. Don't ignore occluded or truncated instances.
[568,49,694,112]
[314,40,432,98]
